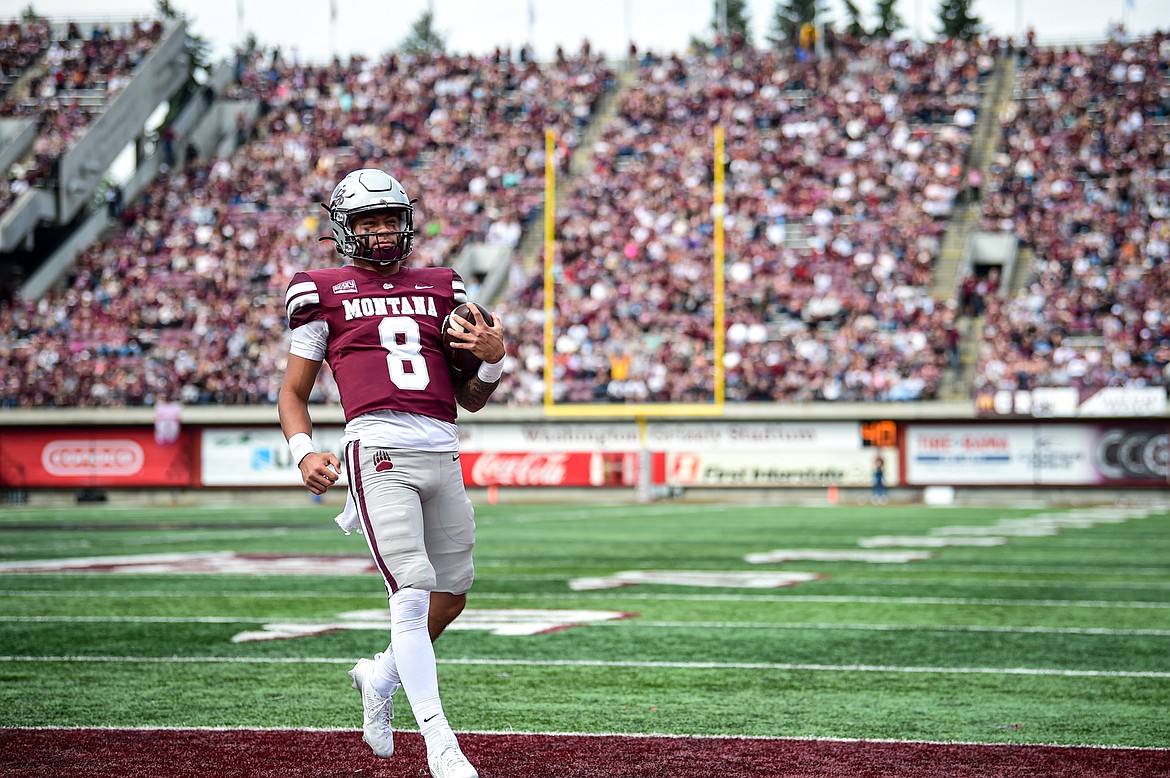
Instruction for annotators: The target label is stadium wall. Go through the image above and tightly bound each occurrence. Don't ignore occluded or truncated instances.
[0,404,1165,502]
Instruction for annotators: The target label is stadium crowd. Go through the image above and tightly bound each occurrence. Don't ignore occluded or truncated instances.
[0,19,165,214]
[1,43,612,406]
[497,37,990,404]
[1,20,1167,409]
[0,18,51,90]
[975,30,1170,392]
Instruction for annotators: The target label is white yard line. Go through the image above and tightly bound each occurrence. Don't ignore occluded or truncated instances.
[2,614,1168,637]
[0,590,374,599]
[4,724,1167,752]
[0,654,1167,679]
[472,592,1170,608]
[2,589,1169,608]
[804,578,1170,590]
[0,528,290,553]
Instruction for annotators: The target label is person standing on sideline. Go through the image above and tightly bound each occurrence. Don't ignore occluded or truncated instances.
[872,453,888,505]
[278,168,505,778]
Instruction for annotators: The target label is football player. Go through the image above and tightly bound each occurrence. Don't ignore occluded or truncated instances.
[278,168,505,778]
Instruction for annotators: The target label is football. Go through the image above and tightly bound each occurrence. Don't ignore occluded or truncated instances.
[442,302,493,373]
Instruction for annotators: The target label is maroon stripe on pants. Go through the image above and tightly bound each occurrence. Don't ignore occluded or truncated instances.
[347,440,398,593]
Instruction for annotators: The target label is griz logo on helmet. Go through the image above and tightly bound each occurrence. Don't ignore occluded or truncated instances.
[321,169,417,265]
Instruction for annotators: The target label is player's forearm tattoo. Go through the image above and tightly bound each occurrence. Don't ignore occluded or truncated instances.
[456,375,500,412]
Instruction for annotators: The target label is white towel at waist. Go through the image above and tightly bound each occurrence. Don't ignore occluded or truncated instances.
[333,488,363,535]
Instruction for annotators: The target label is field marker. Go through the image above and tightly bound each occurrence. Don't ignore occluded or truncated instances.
[745,550,935,563]
[859,536,1010,547]
[569,570,823,590]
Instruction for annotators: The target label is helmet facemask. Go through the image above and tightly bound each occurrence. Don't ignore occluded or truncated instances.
[322,169,417,266]
[341,205,415,265]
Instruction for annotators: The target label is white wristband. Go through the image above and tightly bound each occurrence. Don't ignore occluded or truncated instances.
[477,357,504,383]
[288,433,315,466]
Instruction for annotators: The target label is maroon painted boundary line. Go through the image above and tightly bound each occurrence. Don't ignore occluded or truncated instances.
[2,728,1168,778]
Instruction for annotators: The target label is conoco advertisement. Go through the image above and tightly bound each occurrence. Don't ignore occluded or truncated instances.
[460,452,640,487]
[0,428,195,488]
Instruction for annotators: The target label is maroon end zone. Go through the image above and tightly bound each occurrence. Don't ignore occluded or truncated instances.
[2,728,1168,778]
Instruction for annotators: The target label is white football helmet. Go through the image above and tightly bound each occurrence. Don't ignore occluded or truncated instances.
[324,169,415,264]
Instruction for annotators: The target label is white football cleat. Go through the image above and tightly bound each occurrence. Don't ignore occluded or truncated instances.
[428,740,478,778]
[348,658,394,758]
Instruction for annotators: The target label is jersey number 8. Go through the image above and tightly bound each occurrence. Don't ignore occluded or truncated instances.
[378,316,430,391]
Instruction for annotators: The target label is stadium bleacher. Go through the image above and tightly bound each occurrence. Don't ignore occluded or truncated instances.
[1,20,1167,408]
[496,38,993,404]
[0,18,164,215]
[974,31,1170,394]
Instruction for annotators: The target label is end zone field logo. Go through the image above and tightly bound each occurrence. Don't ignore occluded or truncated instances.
[0,553,636,644]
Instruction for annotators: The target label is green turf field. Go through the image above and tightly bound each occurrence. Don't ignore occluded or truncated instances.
[1,499,1167,747]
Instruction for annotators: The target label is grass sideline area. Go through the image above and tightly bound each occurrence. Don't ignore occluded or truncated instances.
[0,499,1167,748]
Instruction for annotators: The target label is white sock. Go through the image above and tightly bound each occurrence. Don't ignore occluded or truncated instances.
[390,587,454,751]
[368,645,400,697]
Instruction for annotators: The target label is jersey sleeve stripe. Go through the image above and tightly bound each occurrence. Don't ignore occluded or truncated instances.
[285,281,318,304]
[287,292,320,318]
[452,278,467,303]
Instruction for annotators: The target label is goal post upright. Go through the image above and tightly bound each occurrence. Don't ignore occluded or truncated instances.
[542,128,557,410]
[713,124,726,409]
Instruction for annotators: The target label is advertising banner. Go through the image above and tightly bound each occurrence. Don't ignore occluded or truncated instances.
[458,422,640,452]
[0,427,195,488]
[199,428,642,489]
[904,423,1168,486]
[1092,425,1168,482]
[645,421,863,451]
[458,420,865,453]
[460,451,640,487]
[663,449,893,487]
[976,386,1167,418]
[200,427,346,486]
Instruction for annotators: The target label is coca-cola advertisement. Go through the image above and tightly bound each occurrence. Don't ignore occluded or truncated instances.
[461,452,640,487]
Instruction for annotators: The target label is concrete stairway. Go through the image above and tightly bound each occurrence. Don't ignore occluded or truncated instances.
[933,53,1019,400]
[931,53,1017,298]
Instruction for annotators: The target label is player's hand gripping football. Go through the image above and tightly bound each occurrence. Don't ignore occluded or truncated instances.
[447,305,505,365]
[299,451,342,495]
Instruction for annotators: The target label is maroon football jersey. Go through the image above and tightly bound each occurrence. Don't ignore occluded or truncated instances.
[285,264,468,423]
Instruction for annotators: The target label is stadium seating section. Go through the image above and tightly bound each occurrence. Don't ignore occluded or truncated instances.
[0,20,163,214]
[1,21,1167,407]
[975,35,1170,393]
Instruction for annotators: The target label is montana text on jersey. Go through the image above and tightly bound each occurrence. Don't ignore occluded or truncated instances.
[285,265,469,423]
